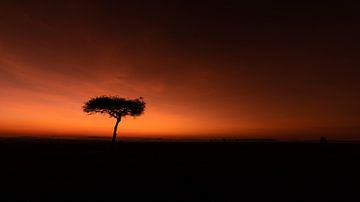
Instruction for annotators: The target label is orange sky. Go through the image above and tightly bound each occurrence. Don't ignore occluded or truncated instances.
[0,1,359,140]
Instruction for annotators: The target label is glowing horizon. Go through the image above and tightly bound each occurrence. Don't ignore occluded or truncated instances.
[0,1,359,140]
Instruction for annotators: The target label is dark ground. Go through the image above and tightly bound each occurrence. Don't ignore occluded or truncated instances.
[1,138,360,201]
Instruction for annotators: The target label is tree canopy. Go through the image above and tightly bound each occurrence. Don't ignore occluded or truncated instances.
[83,96,145,119]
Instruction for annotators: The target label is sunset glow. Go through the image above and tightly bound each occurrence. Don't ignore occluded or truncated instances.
[0,1,359,140]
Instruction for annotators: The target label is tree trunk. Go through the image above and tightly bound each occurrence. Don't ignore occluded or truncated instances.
[112,117,121,144]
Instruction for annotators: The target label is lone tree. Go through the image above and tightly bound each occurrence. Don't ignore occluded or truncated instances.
[83,96,145,144]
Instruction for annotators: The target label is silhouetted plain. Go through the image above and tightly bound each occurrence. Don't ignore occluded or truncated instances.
[83,96,145,143]
[1,138,360,201]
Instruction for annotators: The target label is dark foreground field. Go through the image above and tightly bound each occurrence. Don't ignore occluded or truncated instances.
[1,138,360,201]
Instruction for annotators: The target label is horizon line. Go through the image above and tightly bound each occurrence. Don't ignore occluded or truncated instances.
[1,134,360,143]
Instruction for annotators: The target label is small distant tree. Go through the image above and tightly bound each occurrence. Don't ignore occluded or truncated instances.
[83,96,145,144]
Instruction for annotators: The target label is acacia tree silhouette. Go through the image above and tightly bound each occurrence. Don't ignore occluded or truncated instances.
[83,96,145,144]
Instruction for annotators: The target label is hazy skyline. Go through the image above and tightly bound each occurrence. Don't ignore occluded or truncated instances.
[0,1,359,140]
